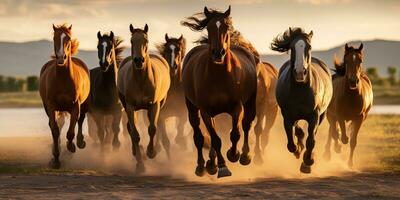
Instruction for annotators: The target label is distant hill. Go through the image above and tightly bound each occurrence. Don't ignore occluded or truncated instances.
[0,39,399,77]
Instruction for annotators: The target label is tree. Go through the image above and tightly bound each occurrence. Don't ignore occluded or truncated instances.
[26,75,39,91]
[366,67,381,85]
[5,77,17,91]
[0,75,4,92]
[387,66,397,86]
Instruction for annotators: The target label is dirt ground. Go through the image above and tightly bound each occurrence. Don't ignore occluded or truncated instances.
[0,114,399,199]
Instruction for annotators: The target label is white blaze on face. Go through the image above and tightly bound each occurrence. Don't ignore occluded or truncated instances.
[169,44,176,68]
[58,33,66,57]
[101,41,107,63]
[353,54,356,61]
[294,39,306,74]
[216,20,221,37]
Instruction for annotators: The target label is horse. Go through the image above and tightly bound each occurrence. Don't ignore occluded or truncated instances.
[181,6,258,178]
[323,43,373,168]
[39,24,90,168]
[118,24,171,173]
[271,27,333,173]
[156,34,188,150]
[87,31,124,150]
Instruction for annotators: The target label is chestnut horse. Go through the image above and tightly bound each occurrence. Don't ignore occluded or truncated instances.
[118,24,170,173]
[87,31,124,150]
[182,6,258,178]
[156,34,188,149]
[39,24,90,168]
[323,43,373,168]
[271,27,332,173]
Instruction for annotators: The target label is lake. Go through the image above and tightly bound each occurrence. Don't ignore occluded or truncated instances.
[0,106,399,137]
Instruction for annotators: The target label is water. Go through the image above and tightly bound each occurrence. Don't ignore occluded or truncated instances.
[0,105,399,137]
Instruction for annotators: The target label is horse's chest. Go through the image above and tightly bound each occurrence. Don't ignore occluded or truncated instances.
[336,95,364,119]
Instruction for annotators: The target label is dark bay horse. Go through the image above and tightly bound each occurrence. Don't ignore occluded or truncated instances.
[118,24,171,173]
[323,43,373,168]
[87,31,124,150]
[271,27,332,173]
[156,34,188,149]
[39,24,90,168]
[181,6,258,178]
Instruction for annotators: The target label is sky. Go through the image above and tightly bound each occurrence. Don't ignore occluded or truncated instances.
[0,0,399,53]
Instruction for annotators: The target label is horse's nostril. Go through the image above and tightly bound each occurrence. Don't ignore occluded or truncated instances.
[303,70,307,75]
[220,49,226,56]
[63,55,67,60]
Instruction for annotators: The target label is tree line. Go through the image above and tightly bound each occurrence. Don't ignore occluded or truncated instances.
[366,66,399,87]
[0,75,38,92]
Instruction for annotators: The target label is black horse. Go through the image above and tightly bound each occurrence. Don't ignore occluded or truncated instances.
[87,31,125,149]
[271,27,333,173]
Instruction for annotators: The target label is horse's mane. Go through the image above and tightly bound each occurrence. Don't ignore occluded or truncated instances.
[181,8,233,32]
[271,27,311,53]
[333,54,346,77]
[52,24,79,57]
[155,37,187,57]
[182,9,259,63]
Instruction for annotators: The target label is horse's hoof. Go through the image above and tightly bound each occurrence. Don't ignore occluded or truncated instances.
[253,153,263,165]
[239,153,251,166]
[135,162,145,174]
[67,141,76,153]
[217,166,232,178]
[48,158,61,169]
[300,162,311,174]
[195,165,205,177]
[334,143,342,153]
[227,148,240,163]
[146,146,157,159]
[206,160,217,175]
[341,136,349,144]
[77,140,86,149]
[287,143,297,153]
[323,151,331,161]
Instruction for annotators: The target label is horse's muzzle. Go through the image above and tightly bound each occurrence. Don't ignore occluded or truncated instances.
[133,56,144,68]
[56,55,67,66]
[349,78,359,90]
[294,70,307,83]
[211,48,226,64]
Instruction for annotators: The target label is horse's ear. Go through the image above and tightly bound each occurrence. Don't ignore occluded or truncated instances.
[52,24,57,31]
[289,27,292,34]
[129,24,134,33]
[144,24,148,33]
[224,5,231,17]
[345,43,350,51]
[308,30,313,39]
[68,25,72,31]
[165,33,169,41]
[204,6,210,17]
[358,43,364,51]
[110,31,114,40]
[179,34,183,41]
[97,31,101,39]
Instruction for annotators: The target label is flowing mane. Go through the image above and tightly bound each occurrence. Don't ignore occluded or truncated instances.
[333,55,346,77]
[181,9,260,63]
[271,27,311,53]
[52,24,79,57]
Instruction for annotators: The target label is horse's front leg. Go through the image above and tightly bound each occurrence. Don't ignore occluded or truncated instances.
[111,108,122,150]
[348,117,362,168]
[240,93,257,166]
[226,104,243,164]
[301,113,319,174]
[146,102,160,159]
[47,104,61,168]
[283,116,298,157]
[158,113,171,159]
[76,101,88,149]
[66,102,80,153]
[338,120,348,144]
[125,105,144,174]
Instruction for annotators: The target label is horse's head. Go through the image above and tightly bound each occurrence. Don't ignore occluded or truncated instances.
[290,30,313,83]
[97,31,115,72]
[161,34,186,75]
[204,6,231,64]
[343,43,363,90]
[129,24,149,69]
[53,24,73,66]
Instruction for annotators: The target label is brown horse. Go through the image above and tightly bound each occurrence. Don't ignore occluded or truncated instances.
[39,24,90,168]
[323,43,373,168]
[118,24,171,173]
[182,6,258,178]
[156,34,188,149]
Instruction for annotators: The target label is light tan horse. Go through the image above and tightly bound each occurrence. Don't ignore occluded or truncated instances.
[324,43,373,168]
[39,24,90,168]
[118,24,170,173]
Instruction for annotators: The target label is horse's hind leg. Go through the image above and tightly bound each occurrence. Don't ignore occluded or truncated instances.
[201,112,231,178]
[66,103,80,153]
[283,117,298,156]
[175,116,188,150]
[226,104,243,164]
[77,101,88,149]
[324,115,336,161]
[300,113,319,174]
[111,108,122,150]
[48,106,61,169]
[339,120,348,144]
[348,118,362,168]
[294,123,305,159]
[158,114,171,159]
[146,102,160,159]
[261,103,278,153]
[254,113,265,165]
[186,98,206,177]
[240,93,257,166]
